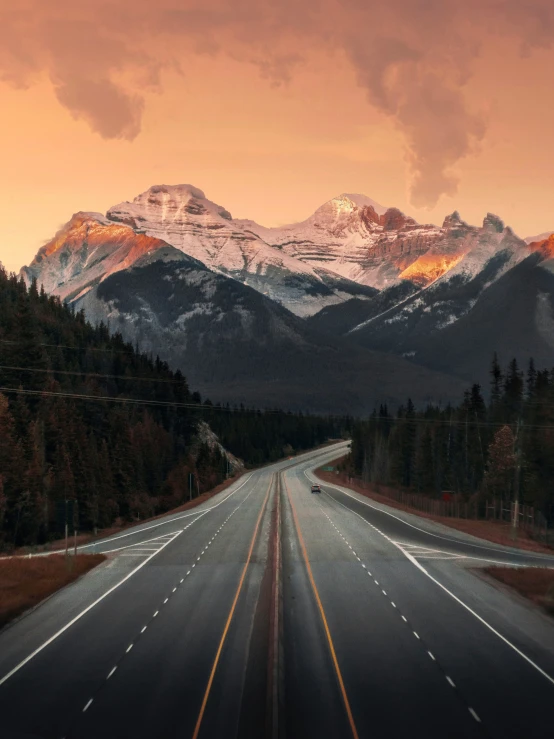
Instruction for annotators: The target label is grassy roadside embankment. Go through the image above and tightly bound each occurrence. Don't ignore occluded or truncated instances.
[15,439,344,557]
[1,442,341,628]
[484,567,554,616]
[0,555,106,629]
[315,457,553,554]
[16,472,245,556]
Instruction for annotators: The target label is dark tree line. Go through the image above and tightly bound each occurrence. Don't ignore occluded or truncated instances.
[0,269,346,549]
[346,354,554,522]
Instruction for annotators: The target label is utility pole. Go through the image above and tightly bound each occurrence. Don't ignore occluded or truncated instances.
[64,499,69,558]
[73,500,78,557]
[512,417,522,540]
[189,473,193,501]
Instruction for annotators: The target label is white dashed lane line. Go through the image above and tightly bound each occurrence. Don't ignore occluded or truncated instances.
[307,469,554,695]
[317,506,488,732]
[67,478,260,732]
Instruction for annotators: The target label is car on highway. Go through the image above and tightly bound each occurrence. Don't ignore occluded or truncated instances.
[311,483,321,494]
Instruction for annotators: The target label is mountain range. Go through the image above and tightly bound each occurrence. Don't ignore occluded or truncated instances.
[20,184,554,412]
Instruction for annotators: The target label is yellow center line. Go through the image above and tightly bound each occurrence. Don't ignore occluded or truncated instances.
[191,475,273,739]
[283,475,360,739]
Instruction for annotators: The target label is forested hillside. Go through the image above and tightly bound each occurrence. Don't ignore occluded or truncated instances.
[0,269,344,549]
[345,355,554,519]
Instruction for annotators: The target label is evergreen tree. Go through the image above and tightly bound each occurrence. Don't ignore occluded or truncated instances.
[484,425,516,500]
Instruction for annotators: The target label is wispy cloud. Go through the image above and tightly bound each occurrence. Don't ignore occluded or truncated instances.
[1,0,552,205]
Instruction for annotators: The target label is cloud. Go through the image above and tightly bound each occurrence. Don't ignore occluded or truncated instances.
[54,77,144,140]
[1,0,553,204]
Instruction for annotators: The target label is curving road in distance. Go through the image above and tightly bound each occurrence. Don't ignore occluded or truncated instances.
[1,441,554,739]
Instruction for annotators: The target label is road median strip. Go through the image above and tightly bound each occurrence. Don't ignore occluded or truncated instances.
[192,475,273,739]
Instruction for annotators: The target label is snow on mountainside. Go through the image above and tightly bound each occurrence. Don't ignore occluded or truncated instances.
[392,213,530,294]
[20,182,554,405]
[346,213,531,333]
[308,211,536,354]
[27,238,465,413]
[321,214,554,383]
[238,193,445,289]
[22,212,191,303]
[25,185,537,327]
[105,185,373,317]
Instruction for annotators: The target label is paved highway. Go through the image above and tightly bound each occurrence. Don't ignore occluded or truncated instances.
[1,441,553,738]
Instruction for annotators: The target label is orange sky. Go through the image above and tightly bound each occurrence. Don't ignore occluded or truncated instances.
[1,1,554,273]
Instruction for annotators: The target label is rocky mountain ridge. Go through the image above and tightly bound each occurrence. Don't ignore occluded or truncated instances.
[20,183,554,411]
[104,184,376,317]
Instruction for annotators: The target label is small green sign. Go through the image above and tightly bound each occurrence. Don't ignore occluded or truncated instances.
[322,465,335,471]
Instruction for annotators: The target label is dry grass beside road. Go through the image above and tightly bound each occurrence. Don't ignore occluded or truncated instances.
[14,473,245,556]
[315,458,553,554]
[0,554,106,629]
[485,567,554,615]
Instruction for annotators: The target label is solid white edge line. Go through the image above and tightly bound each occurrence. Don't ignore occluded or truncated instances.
[400,546,554,687]
[0,530,182,687]
[312,471,554,689]
[0,447,344,686]
[307,470,554,561]
[64,472,256,553]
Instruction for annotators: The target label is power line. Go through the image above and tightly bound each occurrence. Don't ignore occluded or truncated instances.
[3,385,554,430]
[348,412,554,432]
[7,362,554,414]
[0,365,187,386]
[0,338,147,358]
[0,386,319,417]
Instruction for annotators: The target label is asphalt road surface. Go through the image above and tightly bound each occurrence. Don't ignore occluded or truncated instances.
[1,441,554,739]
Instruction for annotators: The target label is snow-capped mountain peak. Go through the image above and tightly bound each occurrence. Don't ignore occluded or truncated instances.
[102,185,377,317]
[108,184,233,231]
[313,193,387,220]
[22,212,179,303]
[339,193,388,214]
[24,184,543,327]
